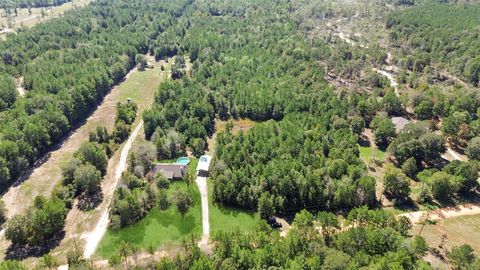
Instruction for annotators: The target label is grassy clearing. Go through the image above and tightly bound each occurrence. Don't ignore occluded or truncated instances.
[359,146,386,161]
[208,180,259,234]
[95,157,259,259]
[412,215,480,263]
[95,181,202,259]
[0,0,91,30]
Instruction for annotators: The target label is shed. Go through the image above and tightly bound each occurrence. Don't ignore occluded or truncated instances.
[196,155,212,175]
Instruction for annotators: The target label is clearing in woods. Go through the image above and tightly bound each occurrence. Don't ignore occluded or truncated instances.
[0,0,91,30]
[0,56,169,264]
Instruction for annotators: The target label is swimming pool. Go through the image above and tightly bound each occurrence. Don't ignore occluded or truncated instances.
[176,157,190,166]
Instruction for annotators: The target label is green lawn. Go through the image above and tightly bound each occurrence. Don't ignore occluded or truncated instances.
[95,157,258,259]
[208,181,260,233]
[359,146,386,161]
[95,181,202,258]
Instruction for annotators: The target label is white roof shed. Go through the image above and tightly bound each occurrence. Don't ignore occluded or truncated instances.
[196,155,212,172]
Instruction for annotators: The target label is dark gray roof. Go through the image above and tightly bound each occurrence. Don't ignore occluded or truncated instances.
[149,164,186,180]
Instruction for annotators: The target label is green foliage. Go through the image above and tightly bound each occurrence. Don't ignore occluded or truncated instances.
[372,115,396,148]
[0,74,16,111]
[427,172,459,200]
[387,3,480,84]
[467,137,480,160]
[0,0,192,190]
[383,168,411,201]
[212,114,369,212]
[0,260,26,270]
[74,164,102,195]
[173,188,192,216]
[5,196,67,246]
[448,244,478,270]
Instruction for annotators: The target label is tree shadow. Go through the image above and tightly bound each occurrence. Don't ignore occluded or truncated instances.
[5,231,65,261]
[391,197,419,211]
[77,191,104,211]
[358,135,371,147]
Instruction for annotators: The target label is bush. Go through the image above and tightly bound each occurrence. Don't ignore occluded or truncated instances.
[156,174,170,189]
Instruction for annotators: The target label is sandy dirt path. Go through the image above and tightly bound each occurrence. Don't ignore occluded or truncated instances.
[400,203,480,224]
[195,176,210,252]
[82,120,143,259]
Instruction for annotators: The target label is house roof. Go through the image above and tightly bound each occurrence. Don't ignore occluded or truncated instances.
[196,155,212,172]
[149,164,185,180]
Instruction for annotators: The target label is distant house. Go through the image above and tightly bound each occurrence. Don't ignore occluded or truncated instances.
[196,155,212,176]
[148,164,186,180]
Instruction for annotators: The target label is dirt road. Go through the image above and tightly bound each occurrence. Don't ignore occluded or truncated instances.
[401,203,480,224]
[82,120,143,258]
[195,176,210,252]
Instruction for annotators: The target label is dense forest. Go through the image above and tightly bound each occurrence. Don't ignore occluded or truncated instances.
[387,2,480,85]
[138,0,378,215]
[0,0,193,190]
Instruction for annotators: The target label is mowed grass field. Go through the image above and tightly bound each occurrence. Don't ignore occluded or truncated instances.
[95,158,259,259]
[96,181,202,258]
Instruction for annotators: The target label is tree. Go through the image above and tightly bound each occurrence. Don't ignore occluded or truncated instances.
[258,192,275,218]
[350,115,365,135]
[0,200,6,226]
[75,142,108,174]
[190,137,205,157]
[130,141,156,175]
[412,235,429,258]
[448,244,477,270]
[135,54,148,71]
[373,116,396,148]
[382,90,403,116]
[4,215,30,245]
[317,211,339,242]
[0,75,16,111]
[414,99,434,120]
[156,174,170,189]
[402,157,418,179]
[173,189,192,216]
[467,137,480,160]
[428,172,457,200]
[383,168,410,201]
[74,164,102,195]
[40,254,58,269]
[118,241,135,269]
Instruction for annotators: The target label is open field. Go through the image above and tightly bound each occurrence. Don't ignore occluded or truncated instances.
[208,180,259,233]
[95,181,202,259]
[413,214,480,269]
[0,0,91,30]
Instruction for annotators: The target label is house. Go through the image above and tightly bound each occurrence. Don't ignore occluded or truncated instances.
[196,155,212,176]
[148,164,186,180]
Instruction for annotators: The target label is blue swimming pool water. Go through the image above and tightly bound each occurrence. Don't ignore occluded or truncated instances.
[176,157,190,166]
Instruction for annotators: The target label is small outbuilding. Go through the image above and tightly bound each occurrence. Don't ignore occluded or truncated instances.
[196,155,212,176]
[148,164,186,180]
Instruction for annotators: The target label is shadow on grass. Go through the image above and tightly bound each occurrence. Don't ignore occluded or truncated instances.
[5,231,65,260]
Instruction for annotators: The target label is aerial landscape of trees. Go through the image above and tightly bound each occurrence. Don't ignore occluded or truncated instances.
[0,0,192,190]
[1,0,480,268]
